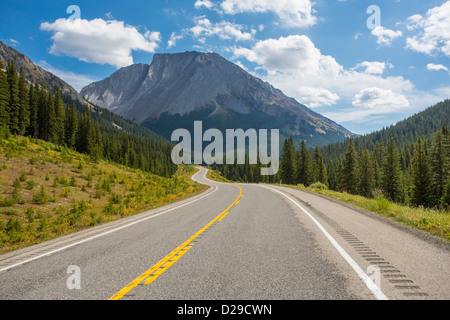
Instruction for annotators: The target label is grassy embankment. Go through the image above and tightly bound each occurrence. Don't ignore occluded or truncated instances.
[0,135,206,254]
[206,169,449,241]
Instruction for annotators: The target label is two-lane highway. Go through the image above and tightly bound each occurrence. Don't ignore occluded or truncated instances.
[0,167,448,300]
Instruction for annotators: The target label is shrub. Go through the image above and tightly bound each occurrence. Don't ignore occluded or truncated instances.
[33,185,48,204]
[309,182,329,190]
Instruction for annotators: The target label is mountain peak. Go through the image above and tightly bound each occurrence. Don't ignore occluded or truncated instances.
[81,51,354,146]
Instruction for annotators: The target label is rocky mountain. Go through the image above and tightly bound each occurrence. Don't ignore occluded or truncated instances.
[0,41,82,103]
[81,51,354,147]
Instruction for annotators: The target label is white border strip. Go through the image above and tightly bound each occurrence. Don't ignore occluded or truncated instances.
[260,185,388,300]
[0,169,218,273]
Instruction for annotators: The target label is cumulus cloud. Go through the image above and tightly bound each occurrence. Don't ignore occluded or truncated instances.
[297,87,340,108]
[197,0,317,28]
[40,18,161,68]
[406,1,450,56]
[353,61,392,75]
[190,18,256,41]
[352,87,409,111]
[232,35,422,121]
[194,0,215,9]
[371,26,403,46]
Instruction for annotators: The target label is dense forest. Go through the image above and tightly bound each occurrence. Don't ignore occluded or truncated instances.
[0,59,177,177]
[214,100,450,209]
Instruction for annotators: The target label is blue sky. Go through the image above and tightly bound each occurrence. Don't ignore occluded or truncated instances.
[1,0,449,135]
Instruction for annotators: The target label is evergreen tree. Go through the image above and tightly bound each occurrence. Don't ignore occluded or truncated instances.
[280,137,296,184]
[17,67,30,135]
[342,138,359,194]
[430,125,449,205]
[27,83,38,137]
[37,80,48,140]
[382,136,403,202]
[0,60,9,127]
[6,60,20,134]
[54,88,65,144]
[296,140,311,186]
[46,90,56,143]
[64,101,78,148]
[411,137,431,207]
[358,149,375,198]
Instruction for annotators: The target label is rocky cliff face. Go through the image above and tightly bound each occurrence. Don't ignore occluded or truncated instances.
[81,51,354,146]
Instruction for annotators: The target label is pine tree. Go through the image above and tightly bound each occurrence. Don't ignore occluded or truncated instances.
[54,88,65,144]
[64,101,78,148]
[382,136,403,202]
[411,137,431,207]
[430,126,449,205]
[296,140,311,186]
[27,83,38,137]
[37,80,48,140]
[17,67,30,135]
[0,60,9,127]
[342,138,359,194]
[358,149,375,198]
[280,137,296,184]
[46,90,56,143]
[6,60,20,134]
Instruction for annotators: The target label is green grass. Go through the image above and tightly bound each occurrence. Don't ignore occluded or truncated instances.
[293,184,449,241]
[0,135,206,254]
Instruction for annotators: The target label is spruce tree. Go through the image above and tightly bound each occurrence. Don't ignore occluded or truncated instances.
[0,60,9,127]
[27,83,38,138]
[411,137,431,207]
[6,60,20,134]
[342,138,359,194]
[358,149,375,198]
[54,88,65,144]
[382,136,403,202]
[17,67,30,135]
[296,140,311,186]
[280,137,296,184]
[64,101,78,148]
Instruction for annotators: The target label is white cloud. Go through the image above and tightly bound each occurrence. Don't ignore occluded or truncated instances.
[167,32,184,49]
[40,18,161,68]
[194,0,214,9]
[371,26,403,46]
[232,35,424,122]
[427,63,449,73]
[202,0,317,28]
[190,18,256,41]
[297,87,340,108]
[352,87,409,111]
[353,61,392,75]
[406,1,450,56]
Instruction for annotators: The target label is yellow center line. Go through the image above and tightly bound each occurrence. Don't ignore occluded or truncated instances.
[108,185,243,300]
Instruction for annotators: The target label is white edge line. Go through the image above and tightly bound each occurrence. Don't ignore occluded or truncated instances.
[260,185,389,301]
[0,168,218,273]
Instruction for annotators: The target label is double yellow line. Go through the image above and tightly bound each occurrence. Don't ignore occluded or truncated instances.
[109,186,243,300]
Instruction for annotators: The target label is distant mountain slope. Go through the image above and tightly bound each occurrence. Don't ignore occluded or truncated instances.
[0,41,82,103]
[0,41,166,143]
[81,51,355,147]
[320,99,450,161]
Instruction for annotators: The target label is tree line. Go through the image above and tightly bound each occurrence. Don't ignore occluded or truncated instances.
[0,59,176,177]
[213,118,449,210]
[278,126,449,208]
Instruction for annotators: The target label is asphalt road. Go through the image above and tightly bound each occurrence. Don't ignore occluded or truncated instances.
[0,167,448,300]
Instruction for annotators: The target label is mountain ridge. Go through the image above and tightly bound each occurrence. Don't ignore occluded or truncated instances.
[81,51,355,147]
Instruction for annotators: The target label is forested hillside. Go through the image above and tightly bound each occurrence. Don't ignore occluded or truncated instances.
[214,100,450,209]
[0,59,176,177]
